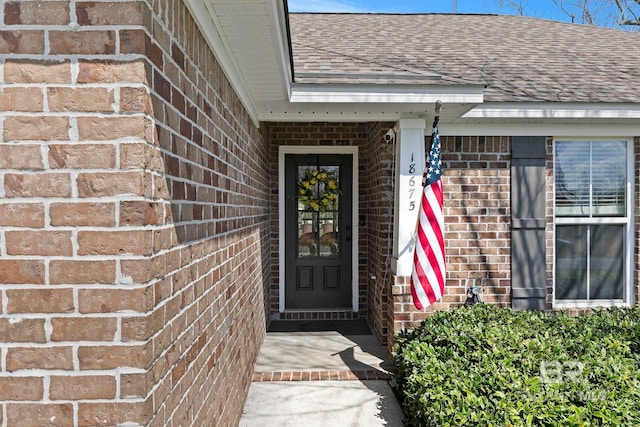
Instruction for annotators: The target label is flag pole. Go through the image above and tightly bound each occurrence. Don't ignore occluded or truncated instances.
[433,100,442,128]
[412,100,443,255]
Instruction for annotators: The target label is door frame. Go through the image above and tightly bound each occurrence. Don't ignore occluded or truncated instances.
[278,146,359,313]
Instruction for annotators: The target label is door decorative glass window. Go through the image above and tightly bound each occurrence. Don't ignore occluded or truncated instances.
[296,165,341,258]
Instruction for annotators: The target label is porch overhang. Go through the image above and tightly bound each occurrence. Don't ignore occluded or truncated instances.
[184,0,487,125]
[184,1,640,134]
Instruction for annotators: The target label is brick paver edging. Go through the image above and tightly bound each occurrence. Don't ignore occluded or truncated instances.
[253,370,392,382]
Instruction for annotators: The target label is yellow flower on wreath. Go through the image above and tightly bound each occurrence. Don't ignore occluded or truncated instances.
[296,167,342,212]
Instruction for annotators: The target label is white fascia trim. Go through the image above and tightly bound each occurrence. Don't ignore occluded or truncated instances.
[441,123,640,137]
[183,0,260,127]
[268,0,294,98]
[290,84,484,104]
[462,103,640,119]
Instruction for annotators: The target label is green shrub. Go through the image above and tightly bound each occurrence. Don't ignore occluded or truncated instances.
[393,304,640,426]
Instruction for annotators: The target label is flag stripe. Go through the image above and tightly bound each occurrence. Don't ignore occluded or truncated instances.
[423,183,445,251]
[416,196,444,284]
[411,125,445,310]
[414,236,442,304]
[411,258,435,309]
[416,216,444,302]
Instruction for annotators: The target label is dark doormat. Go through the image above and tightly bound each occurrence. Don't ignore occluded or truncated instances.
[268,319,371,335]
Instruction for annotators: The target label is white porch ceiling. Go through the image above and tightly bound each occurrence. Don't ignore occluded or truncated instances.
[204,0,291,104]
[184,0,292,125]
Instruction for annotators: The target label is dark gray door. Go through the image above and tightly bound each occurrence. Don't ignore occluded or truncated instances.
[284,154,353,309]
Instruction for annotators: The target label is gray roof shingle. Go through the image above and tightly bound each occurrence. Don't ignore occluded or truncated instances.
[288,13,640,103]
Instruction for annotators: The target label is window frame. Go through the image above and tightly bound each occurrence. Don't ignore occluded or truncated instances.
[552,138,635,308]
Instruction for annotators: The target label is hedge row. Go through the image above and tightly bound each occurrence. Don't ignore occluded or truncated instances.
[393,304,640,426]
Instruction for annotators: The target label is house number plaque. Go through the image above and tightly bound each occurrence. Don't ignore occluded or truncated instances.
[392,119,427,276]
[408,153,418,211]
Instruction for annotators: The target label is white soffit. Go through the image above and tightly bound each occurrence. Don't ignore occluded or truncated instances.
[184,0,292,126]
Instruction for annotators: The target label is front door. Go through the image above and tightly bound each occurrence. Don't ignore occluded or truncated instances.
[284,154,353,309]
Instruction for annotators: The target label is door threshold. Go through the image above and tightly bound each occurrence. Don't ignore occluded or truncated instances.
[283,308,354,313]
[273,310,360,321]
[268,318,371,335]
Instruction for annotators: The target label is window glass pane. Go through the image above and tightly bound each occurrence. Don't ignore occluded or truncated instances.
[556,225,588,300]
[297,211,317,257]
[591,141,626,217]
[555,141,627,217]
[555,141,590,216]
[319,165,340,211]
[590,225,624,299]
[296,164,341,258]
[319,213,339,257]
[298,166,319,209]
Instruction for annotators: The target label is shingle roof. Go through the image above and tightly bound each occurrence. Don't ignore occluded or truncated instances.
[288,13,640,103]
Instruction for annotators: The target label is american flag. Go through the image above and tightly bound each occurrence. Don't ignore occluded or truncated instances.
[411,123,445,310]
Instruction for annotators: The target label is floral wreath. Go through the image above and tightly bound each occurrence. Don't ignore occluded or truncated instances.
[297,168,341,212]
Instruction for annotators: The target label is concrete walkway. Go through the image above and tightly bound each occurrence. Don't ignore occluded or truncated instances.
[240,331,405,426]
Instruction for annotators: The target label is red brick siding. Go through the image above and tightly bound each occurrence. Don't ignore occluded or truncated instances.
[1,1,270,426]
[361,123,396,345]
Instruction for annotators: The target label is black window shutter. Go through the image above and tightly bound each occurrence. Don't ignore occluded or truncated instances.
[511,136,547,310]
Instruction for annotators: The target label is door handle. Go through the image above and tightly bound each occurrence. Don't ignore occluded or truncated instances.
[345,235,351,242]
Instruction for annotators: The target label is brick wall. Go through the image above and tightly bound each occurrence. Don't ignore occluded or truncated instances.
[389,135,512,345]
[361,123,395,345]
[1,1,270,426]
